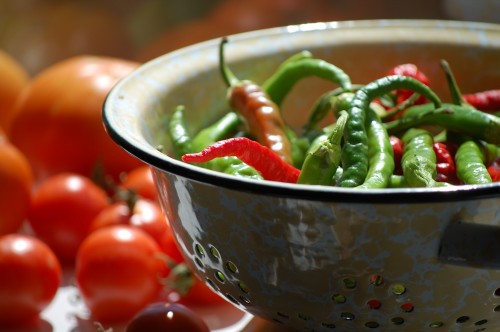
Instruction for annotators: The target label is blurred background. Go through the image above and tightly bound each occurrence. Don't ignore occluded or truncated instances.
[1,0,499,76]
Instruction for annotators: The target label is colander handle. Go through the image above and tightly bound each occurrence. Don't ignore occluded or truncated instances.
[438,220,500,269]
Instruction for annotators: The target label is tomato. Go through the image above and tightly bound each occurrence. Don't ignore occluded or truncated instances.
[0,50,30,131]
[75,225,168,323]
[89,198,168,249]
[27,173,110,263]
[0,136,34,235]
[0,234,62,326]
[126,302,210,332]
[8,55,143,181]
[119,165,158,201]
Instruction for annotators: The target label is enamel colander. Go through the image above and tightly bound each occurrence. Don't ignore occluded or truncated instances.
[102,19,500,331]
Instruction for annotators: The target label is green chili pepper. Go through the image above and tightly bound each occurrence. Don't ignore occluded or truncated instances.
[168,105,193,159]
[401,128,448,188]
[297,110,348,185]
[356,107,394,189]
[262,57,353,107]
[389,174,408,188]
[385,103,500,144]
[455,140,492,184]
[337,75,442,188]
[191,111,242,152]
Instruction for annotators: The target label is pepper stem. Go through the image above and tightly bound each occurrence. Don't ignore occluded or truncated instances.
[219,37,239,87]
[440,59,466,107]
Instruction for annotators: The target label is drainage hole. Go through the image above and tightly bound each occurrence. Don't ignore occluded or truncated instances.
[365,321,379,329]
[456,316,469,324]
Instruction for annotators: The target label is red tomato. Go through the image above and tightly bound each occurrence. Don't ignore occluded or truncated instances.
[0,234,62,326]
[8,55,143,181]
[0,50,30,131]
[119,165,158,201]
[27,173,110,263]
[75,225,168,323]
[126,302,210,332]
[0,136,34,235]
[89,198,165,248]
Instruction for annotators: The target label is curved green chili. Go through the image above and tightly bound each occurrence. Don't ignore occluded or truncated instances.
[168,105,193,159]
[297,110,348,185]
[338,75,442,187]
[356,107,394,189]
[191,111,243,152]
[385,103,500,144]
[401,128,448,187]
[455,140,492,184]
[262,57,353,107]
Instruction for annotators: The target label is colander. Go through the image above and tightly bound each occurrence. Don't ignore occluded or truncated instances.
[102,20,500,331]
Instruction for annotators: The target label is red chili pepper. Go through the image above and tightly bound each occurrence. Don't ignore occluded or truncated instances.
[219,37,293,164]
[487,157,500,182]
[181,137,300,183]
[433,142,459,184]
[387,63,430,109]
[462,89,500,112]
[389,136,403,175]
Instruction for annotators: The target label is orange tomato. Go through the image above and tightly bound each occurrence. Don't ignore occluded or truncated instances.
[0,50,29,131]
[0,136,34,235]
[9,55,144,181]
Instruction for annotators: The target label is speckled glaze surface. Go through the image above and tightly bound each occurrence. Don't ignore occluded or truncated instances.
[103,20,500,331]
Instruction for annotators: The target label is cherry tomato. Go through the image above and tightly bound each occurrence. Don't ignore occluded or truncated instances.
[0,50,30,131]
[27,173,110,263]
[0,136,34,235]
[89,198,167,249]
[119,165,158,201]
[126,302,210,332]
[0,234,62,326]
[75,225,168,323]
[8,55,143,181]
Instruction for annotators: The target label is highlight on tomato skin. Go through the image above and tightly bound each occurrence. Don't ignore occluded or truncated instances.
[0,234,62,327]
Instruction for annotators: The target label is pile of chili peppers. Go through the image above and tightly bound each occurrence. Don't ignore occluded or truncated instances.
[175,38,500,188]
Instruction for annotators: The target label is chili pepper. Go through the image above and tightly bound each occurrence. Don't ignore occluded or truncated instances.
[463,89,500,112]
[439,59,473,108]
[168,105,193,159]
[433,142,458,184]
[380,92,420,120]
[389,135,403,175]
[191,111,242,152]
[297,110,348,185]
[336,75,441,187]
[385,103,500,144]
[219,37,293,164]
[487,157,500,182]
[356,108,394,189]
[401,128,449,188]
[387,63,430,106]
[455,140,492,185]
[182,137,300,183]
[389,174,408,188]
[262,55,353,107]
